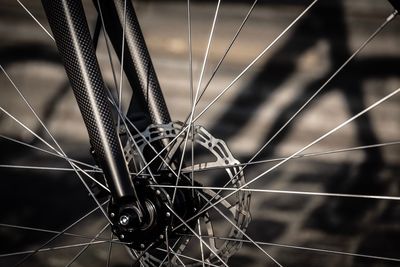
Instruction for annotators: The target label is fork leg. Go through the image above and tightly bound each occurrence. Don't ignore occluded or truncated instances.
[94,0,172,131]
[41,0,134,202]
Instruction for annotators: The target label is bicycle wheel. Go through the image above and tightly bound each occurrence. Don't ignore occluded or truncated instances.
[1,0,399,266]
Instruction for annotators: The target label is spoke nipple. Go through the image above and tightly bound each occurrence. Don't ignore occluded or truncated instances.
[119,215,130,226]
[140,243,145,249]
[166,212,171,217]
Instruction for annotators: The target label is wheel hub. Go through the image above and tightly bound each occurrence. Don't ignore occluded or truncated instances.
[109,173,201,250]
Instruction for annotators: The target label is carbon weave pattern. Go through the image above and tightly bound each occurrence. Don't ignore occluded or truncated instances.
[42,0,116,157]
[113,0,171,125]
[42,0,133,198]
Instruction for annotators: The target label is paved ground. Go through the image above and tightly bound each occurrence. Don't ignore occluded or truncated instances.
[0,0,399,266]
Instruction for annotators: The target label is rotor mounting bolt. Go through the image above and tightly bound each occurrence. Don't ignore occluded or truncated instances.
[110,212,115,218]
[120,234,125,239]
[165,212,171,217]
[156,190,161,195]
[140,243,145,249]
[159,234,164,239]
[119,215,130,226]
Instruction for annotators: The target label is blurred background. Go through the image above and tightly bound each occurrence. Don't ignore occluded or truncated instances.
[0,0,399,266]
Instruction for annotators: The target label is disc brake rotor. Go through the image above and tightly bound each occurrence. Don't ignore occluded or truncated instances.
[123,121,251,266]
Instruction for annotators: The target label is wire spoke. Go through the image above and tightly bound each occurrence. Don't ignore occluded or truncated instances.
[0,223,122,246]
[106,232,113,267]
[0,135,121,191]
[183,10,398,214]
[156,246,220,267]
[9,2,400,267]
[0,164,101,173]
[192,0,319,122]
[0,66,112,221]
[168,245,186,267]
[194,0,221,102]
[197,193,283,267]
[102,80,162,212]
[187,0,196,203]
[172,87,400,231]
[180,141,400,173]
[117,0,127,132]
[165,204,229,267]
[65,223,109,267]
[158,236,182,267]
[0,240,110,258]
[182,234,400,263]
[223,10,399,187]
[152,184,400,201]
[0,107,59,156]
[166,0,259,190]
[158,0,258,180]
[165,227,172,266]
[12,200,109,266]
[0,109,111,204]
[172,0,222,204]
[129,243,154,267]
[195,0,258,107]
[96,0,119,97]
[0,223,92,243]
[198,218,205,267]
[0,125,108,194]
[109,103,197,198]
[132,0,319,178]
[95,1,157,189]
[16,0,54,41]
[90,6,172,194]
[0,134,99,170]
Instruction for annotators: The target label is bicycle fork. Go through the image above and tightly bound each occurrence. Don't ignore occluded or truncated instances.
[41,0,197,247]
[41,0,173,202]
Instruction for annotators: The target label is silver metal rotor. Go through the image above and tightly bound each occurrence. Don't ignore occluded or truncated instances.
[123,122,251,266]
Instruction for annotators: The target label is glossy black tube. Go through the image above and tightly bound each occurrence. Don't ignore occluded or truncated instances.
[41,0,134,202]
[94,0,171,130]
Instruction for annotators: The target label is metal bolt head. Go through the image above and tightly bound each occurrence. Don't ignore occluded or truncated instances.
[110,212,115,218]
[166,212,171,218]
[140,243,145,249]
[119,215,130,226]
[159,234,164,239]
[156,190,161,195]
[120,234,125,239]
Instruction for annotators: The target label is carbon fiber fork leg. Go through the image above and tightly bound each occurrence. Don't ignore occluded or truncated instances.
[41,0,135,202]
[94,0,172,130]
[94,0,182,171]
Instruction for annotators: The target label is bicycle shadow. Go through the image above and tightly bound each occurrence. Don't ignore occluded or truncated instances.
[209,0,398,235]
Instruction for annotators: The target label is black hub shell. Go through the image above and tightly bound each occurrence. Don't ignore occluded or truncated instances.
[109,174,202,250]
